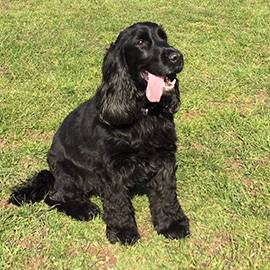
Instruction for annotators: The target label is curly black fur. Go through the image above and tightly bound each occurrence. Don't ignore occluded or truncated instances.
[9,22,190,245]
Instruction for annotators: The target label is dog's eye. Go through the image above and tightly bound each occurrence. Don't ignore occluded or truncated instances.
[137,39,148,48]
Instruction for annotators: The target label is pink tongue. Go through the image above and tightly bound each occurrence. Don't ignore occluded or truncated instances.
[146,73,164,102]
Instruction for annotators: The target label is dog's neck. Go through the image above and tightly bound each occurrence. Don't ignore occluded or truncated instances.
[141,108,149,116]
[140,103,161,118]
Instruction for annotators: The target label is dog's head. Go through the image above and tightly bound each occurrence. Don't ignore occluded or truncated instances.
[96,22,183,126]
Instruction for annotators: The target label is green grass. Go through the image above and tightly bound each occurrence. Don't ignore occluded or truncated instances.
[1,0,269,269]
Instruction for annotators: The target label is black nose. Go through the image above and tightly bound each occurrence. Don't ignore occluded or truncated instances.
[168,51,182,64]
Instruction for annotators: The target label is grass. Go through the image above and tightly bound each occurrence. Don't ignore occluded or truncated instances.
[0,0,269,269]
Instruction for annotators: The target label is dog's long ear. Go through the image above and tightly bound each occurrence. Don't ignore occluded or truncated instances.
[160,79,180,114]
[96,43,139,126]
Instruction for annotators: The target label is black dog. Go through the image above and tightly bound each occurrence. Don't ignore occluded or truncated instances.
[9,22,190,245]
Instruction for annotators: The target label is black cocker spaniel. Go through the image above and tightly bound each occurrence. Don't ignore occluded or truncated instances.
[9,22,190,245]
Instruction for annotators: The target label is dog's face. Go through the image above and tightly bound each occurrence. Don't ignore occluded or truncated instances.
[98,22,183,125]
[118,22,184,98]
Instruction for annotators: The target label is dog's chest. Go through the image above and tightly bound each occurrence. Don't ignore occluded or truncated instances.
[125,116,177,153]
[109,116,177,183]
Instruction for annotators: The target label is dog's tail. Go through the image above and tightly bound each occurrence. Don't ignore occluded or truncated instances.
[9,170,55,206]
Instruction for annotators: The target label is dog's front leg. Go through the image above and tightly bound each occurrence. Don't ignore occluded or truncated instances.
[147,162,190,239]
[101,180,140,245]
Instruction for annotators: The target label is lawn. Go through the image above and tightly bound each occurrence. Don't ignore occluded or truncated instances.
[0,0,269,269]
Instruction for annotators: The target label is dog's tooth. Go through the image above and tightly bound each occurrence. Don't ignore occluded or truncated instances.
[163,78,176,91]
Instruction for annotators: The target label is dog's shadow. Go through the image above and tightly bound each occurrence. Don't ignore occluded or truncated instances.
[131,185,148,199]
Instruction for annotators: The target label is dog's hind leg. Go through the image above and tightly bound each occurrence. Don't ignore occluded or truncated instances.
[45,160,100,221]
[45,197,100,221]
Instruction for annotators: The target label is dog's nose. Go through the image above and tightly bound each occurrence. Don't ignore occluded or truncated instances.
[168,51,182,64]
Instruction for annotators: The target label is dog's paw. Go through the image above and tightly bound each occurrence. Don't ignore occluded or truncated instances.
[59,201,101,221]
[106,226,140,245]
[158,218,190,239]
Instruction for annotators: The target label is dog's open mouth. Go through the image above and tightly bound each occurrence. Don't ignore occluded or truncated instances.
[141,71,176,102]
